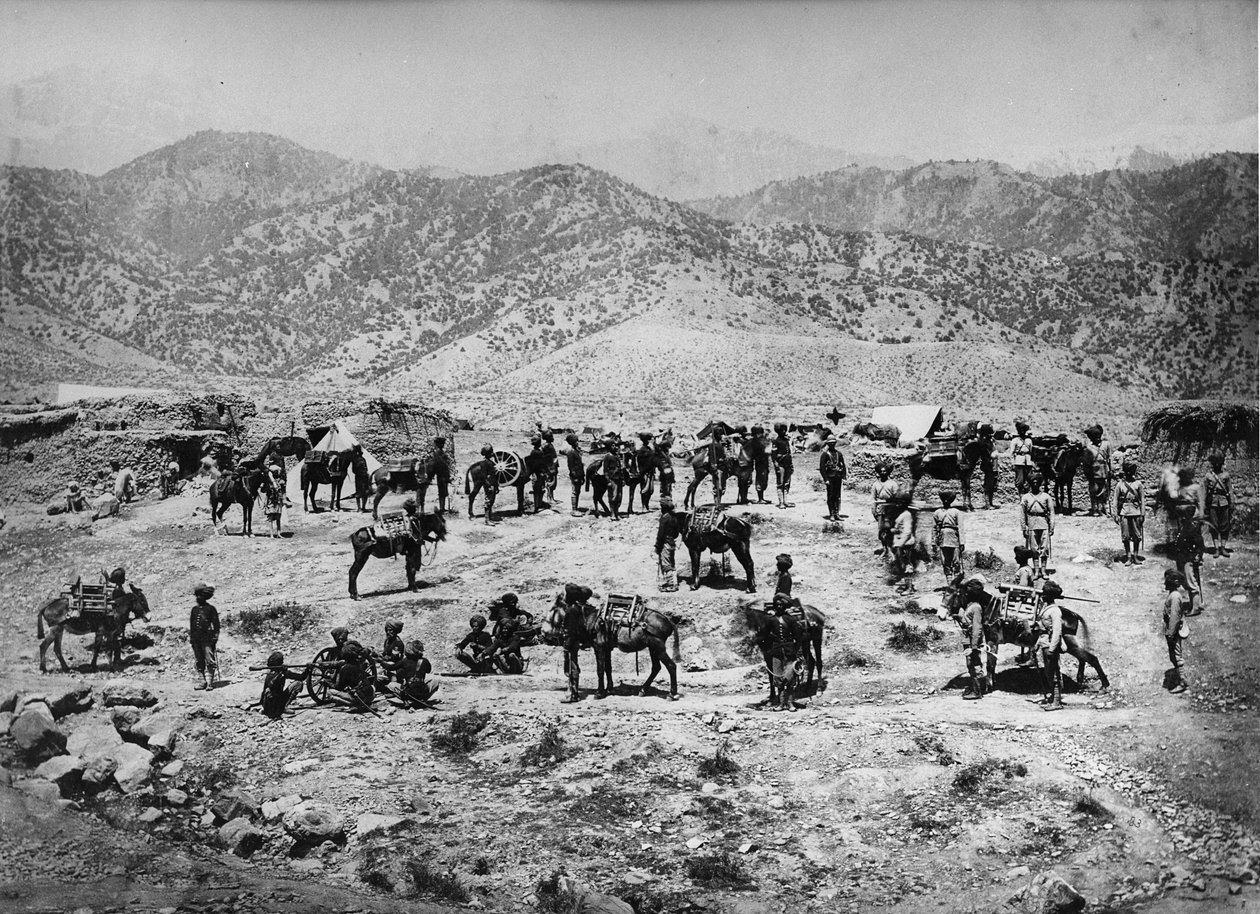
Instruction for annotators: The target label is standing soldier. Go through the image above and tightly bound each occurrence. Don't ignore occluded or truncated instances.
[958,575,999,699]
[1172,467,1206,614]
[1033,581,1067,711]
[350,445,371,513]
[819,438,847,521]
[424,437,453,515]
[469,445,500,524]
[1020,476,1055,578]
[565,434,585,517]
[634,432,657,512]
[1162,569,1191,694]
[654,497,681,592]
[1113,460,1146,565]
[524,437,549,514]
[750,426,772,504]
[708,427,728,505]
[1011,421,1034,496]
[189,584,221,691]
[729,430,752,504]
[771,423,794,508]
[540,430,560,507]
[655,435,675,502]
[932,490,965,580]
[976,424,999,510]
[774,554,793,598]
[1083,425,1114,516]
[1203,452,1234,557]
[111,460,137,504]
[871,460,900,558]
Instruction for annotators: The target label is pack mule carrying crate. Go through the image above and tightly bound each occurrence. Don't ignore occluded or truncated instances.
[599,593,647,631]
[63,580,112,617]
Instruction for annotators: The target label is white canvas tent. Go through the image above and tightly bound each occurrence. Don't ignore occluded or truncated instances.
[868,404,945,447]
[285,420,382,511]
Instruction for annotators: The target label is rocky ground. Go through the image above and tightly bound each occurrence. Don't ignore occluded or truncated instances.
[0,445,1257,913]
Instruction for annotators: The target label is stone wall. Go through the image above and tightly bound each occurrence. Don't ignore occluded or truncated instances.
[0,393,458,506]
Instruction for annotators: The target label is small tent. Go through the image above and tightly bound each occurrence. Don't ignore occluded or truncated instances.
[285,420,382,511]
[868,405,944,447]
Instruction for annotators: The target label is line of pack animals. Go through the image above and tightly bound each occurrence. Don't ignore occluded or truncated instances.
[38,415,1228,713]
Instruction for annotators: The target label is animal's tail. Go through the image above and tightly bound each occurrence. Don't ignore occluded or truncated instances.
[464,468,472,496]
[671,621,681,663]
[1065,609,1092,653]
[37,604,45,639]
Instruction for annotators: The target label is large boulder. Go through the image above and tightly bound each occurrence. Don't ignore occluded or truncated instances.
[13,696,54,718]
[219,817,265,858]
[112,742,154,793]
[283,803,345,845]
[130,713,182,754]
[12,778,63,804]
[102,681,158,709]
[66,723,125,761]
[211,788,262,824]
[10,707,66,761]
[82,755,120,792]
[0,691,18,713]
[559,877,635,914]
[34,755,85,794]
[46,684,94,718]
[1021,871,1086,914]
[355,813,411,839]
[92,494,121,521]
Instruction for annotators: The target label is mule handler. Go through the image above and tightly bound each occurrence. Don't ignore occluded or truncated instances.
[189,583,221,691]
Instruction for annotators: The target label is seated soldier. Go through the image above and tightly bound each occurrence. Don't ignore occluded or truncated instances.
[455,614,494,675]
[381,619,405,675]
[328,626,352,662]
[66,482,89,514]
[260,651,305,719]
[485,615,526,674]
[490,592,538,643]
[336,640,376,710]
[394,640,439,706]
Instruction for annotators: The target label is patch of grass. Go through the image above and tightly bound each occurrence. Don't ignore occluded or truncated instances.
[614,885,696,914]
[229,600,318,638]
[567,785,641,821]
[913,732,956,766]
[685,851,754,888]
[697,741,740,779]
[834,646,875,668]
[431,711,492,755]
[536,871,580,914]
[952,758,1028,794]
[971,548,1004,571]
[520,723,567,768]
[406,860,469,904]
[695,794,738,821]
[1073,793,1113,819]
[180,759,238,795]
[471,855,491,875]
[887,621,944,654]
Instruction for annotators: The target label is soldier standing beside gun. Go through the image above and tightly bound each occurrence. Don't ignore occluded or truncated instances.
[819,438,846,521]
[1011,421,1035,496]
[565,434,585,516]
[1020,476,1055,578]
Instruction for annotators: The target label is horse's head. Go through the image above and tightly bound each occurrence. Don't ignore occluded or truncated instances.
[126,584,151,623]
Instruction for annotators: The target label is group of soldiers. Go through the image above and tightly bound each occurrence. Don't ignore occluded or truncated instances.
[257,593,544,718]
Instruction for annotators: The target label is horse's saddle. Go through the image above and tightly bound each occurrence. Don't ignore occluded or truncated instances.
[384,458,418,475]
[691,504,726,535]
[597,593,646,632]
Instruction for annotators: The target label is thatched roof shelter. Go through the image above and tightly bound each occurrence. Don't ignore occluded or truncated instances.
[1140,401,1259,462]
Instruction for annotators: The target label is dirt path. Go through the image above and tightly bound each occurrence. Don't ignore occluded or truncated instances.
[2,462,1257,912]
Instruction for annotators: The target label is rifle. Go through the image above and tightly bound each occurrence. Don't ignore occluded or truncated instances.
[995,584,1100,604]
[246,662,339,672]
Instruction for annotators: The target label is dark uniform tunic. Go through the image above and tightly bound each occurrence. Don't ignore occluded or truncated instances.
[655,510,682,575]
[772,434,793,489]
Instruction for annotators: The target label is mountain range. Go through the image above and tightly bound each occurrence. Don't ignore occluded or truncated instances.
[1,130,1256,416]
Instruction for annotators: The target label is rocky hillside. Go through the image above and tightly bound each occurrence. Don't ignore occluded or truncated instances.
[1,133,1255,407]
[689,154,1259,263]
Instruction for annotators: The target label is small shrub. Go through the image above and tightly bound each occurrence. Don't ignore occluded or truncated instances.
[1073,793,1113,819]
[971,548,1004,571]
[887,621,944,654]
[913,732,956,766]
[697,741,740,779]
[834,646,875,668]
[471,855,491,875]
[685,851,754,887]
[431,711,492,755]
[567,785,640,820]
[952,758,1027,794]
[536,871,580,914]
[520,723,567,768]
[181,760,238,795]
[406,860,469,903]
[230,600,317,638]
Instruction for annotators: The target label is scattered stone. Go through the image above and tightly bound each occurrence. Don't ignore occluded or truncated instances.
[282,758,319,775]
[680,636,716,672]
[701,782,719,794]
[160,760,185,778]
[34,755,85,792]
[82,756,120,791]
[1006,865,1031,881]
[212,789,262,823]
[13,696,54,719]
[66,723,124,761]
[13,778,62,804]
[112,742,155,793]
[284,803,345,844]
[685,836,706,849]
[355,813,410,838]
[1229,594,1247,603]
[130,713,182,753]
[739,842,756,854]
[46,684,95,718]
[11,707,66,761]
[138,807,164,824]
[0,712,12,735]
[220,817,265,858]
[164,788,189,807]
[102,681,158,709]
[1022,871,1085,914]
[262,794,302,821]
[111,707,144,734]
[767,795,786,809]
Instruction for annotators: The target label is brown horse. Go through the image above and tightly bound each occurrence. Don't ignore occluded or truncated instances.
[540,593,681,700]
[585,455,628,519]
[683,447,737,509]
[302,448,355,512]
[37,585,150,672]
[742,599,827,700]
[210,466,272,535]
[348,510,447,600]
[742,603,806,709]
[681,509,756,592]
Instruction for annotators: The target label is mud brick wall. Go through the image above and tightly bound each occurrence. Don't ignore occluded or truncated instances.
[245,398,459,466]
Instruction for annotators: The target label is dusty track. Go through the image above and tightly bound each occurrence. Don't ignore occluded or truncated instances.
[1,460,1257,913]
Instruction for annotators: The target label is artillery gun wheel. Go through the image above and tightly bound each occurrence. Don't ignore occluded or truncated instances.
[306,646,378,705]
[492,450,523,487]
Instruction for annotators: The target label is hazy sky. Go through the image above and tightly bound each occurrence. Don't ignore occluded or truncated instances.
[2,0,1256,167]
